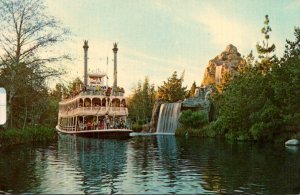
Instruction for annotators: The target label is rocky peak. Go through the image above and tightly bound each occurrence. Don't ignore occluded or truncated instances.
[225,44,238,54]
[201,44,245,88]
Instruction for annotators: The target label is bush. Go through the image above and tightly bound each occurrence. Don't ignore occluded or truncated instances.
[249,122,272,141]
[207,119,226,136]
[0,126,57,146]
[179,110,208,129]
[132,123,143,132]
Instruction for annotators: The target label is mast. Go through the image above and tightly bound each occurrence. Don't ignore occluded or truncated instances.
[112,42,118,90]
[83,40,89,86]
[106,56,109,88]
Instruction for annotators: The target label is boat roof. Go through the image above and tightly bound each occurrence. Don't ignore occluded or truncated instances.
[88,72,107,78]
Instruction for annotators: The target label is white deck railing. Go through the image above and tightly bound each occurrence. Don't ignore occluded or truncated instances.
[59,106,128,117]
[60,91,125,104]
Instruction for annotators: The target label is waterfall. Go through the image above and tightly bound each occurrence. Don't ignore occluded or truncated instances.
[156,103,181,134]
[215,65,222,84]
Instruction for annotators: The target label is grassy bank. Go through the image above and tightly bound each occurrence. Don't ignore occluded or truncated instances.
[175,125,220,138]
[0,126,57,147]
[176,125,300,143]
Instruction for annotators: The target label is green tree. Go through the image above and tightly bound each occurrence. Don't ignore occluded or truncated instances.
[271,27,300,133]
[50,83,67,101]
[239,50,254,74]
[188,81,197,97]
[128,77,156,125]
[214,69,280,141]
[256,15,276,74]
[281,27,300,63]
[66,77,83,97]
[0,0,68,128]
[157,71,187,102]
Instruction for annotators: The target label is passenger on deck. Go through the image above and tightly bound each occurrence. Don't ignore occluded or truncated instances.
[87,121,92,130]
[98,120,102,130]
[105,115,110,129]
[100,120,104,129]
[93,120,97,130]
[120,120,125,129]
[79,121,84,131]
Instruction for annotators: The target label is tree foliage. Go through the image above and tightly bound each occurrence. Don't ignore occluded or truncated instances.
[281,27,300,63]
[256,15,276,74]
[157,71,188,102]
[128,77,156,125]
[188,81,197,97]
[0,0,68,129]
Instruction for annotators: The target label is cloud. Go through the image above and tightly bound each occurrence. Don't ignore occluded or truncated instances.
[192,5,259,55]
[147,1,259,53]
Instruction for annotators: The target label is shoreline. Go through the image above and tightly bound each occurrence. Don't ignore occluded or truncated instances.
[0,126,58,149]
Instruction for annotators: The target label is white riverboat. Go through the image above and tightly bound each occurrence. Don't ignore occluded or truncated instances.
[56,41,132,138]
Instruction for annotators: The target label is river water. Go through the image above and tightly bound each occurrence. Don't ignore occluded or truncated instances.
[1,134,300,194]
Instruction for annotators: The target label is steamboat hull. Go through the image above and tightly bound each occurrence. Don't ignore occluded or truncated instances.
[56,126,132,139]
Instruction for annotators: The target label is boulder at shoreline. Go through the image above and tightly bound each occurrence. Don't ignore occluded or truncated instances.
[285,139,300,146]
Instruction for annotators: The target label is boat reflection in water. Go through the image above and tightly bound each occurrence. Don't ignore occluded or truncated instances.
[55,134,128,194]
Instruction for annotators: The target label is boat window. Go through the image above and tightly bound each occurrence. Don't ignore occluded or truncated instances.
[92,98,101,107]
[112,98,120,107]
[121,99,126,107]
[84,98,91,107]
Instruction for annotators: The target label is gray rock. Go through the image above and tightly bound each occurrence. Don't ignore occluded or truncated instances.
[285,139,300,146]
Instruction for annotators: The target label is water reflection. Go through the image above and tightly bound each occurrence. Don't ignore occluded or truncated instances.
[176,138,300,194]
[50,135,129,194]
[1,135,300,194]
[123,135,210,194]
[0,145,48,193]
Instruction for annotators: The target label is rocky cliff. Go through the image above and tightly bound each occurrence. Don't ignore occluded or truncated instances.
[201,44,246,88]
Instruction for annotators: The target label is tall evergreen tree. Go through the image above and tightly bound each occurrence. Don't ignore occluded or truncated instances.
[256,15,276,74]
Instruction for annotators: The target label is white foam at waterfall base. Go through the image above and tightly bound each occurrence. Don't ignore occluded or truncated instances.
[156,103,182,134]
[215,65,222,84]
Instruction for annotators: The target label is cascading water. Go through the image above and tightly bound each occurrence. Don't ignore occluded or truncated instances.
[215,65,222,84]
[156,103,181,134]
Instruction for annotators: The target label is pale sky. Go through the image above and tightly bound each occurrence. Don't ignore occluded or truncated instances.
[45,0,300,95]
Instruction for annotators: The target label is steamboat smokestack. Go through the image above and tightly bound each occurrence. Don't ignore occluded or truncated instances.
[112,42,118,89]
[83,40,89,86]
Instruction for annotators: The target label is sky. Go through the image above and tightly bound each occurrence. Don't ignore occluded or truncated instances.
[45,0,300,95]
